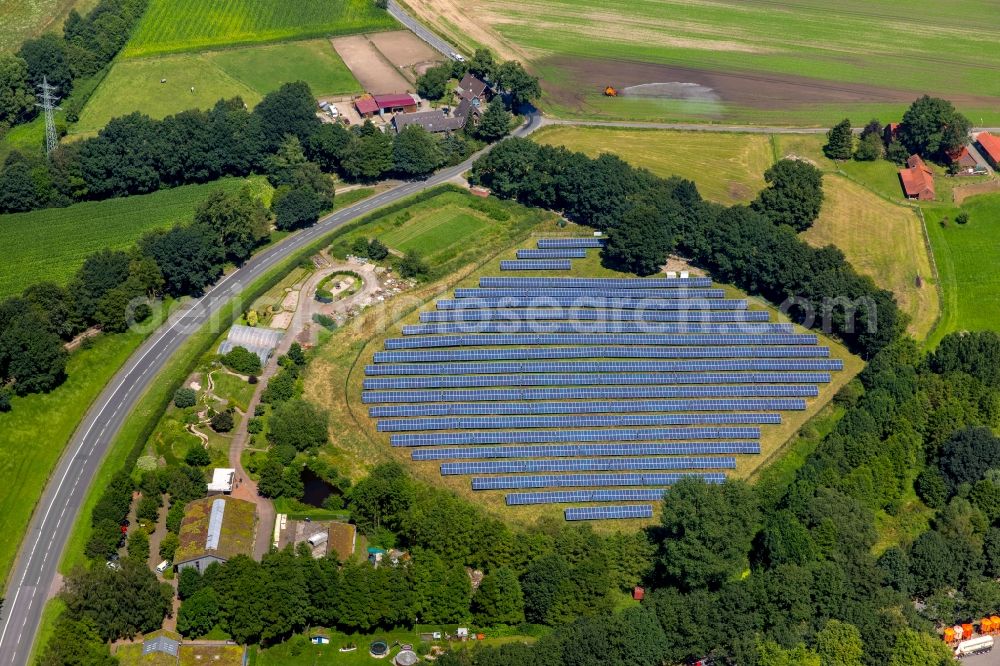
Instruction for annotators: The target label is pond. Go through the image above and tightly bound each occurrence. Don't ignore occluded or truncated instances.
[300,467,335,508]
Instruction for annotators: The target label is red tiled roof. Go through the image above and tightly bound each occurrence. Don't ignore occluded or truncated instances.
[355,95,378,115]
[978,132,1000,162]
[373,93,416,108]
[949,146,977,167]
[899,165,935,199]
[906,154,932,174]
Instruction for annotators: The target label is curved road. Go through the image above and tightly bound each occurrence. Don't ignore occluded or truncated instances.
[0,108,539,664]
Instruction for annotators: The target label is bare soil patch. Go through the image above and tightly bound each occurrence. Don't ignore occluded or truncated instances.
[368,29,445,84]
[953,179,1000,205]
[542,56,1000,113]
[331,34,413,93]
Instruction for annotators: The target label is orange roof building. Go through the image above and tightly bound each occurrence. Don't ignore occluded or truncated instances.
[950,146,977,170]
[977,131,1000,168]
[899,154,935,201]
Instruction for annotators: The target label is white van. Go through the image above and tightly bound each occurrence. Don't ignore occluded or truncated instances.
[155,560,170,574]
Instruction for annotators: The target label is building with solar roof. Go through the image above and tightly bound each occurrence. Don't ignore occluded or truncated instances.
[174,496,256,572]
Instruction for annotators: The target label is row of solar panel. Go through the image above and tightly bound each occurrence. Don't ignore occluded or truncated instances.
[365,359,842,376]
[402,322,793,336]
[516,249,588,259]
[508,489,670,505]
[442,456,737,475]
[480,277,710,288]
[392,426,760,446]
[410,442,762,460]
[363,384,820,404]
[471,471,727,489]
[377,412,781,432]
[537,238,605,248]
[384,334,820,349]
[371,398,806,417]
[364,372,831,390]
[454,288,727,299]
[500,260,572,270]
[372,346,830,363]
[565,505,654,521]
[438,298,747,311]
[420,309,768,323]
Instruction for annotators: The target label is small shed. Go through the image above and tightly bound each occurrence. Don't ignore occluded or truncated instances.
[207,468,235,495]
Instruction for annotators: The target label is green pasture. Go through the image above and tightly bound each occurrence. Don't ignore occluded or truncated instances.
[0,0,97,51]
[380,208,492,256]
[0,178,249,298]
[74,39,360,134]
[122,0,397,57]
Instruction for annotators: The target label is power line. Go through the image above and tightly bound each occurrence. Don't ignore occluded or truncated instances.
[35,77,61,156]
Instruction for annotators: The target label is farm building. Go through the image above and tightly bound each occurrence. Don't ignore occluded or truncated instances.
[355,93,420,118]
[206,468,235,495]
[976,131,1000,169]
[392,109,464,134]
[949,146,979,174]
[218,324,282,366]
[899,154,935,200]
[457,73,490,104]
[174,496,256,572]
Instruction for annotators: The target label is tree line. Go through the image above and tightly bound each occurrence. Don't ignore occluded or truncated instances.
[0,0,147,134]
[470,138,901,359]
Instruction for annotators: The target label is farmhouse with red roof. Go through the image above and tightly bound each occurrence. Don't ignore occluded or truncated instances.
[898,154,935,201]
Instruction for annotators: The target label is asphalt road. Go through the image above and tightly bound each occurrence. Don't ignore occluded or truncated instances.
[0,106,538,664]
[387,0,458,59]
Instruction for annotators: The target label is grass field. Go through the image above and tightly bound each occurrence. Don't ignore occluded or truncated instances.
[0,0,97,51]
[305,190,861,529]
[0,178,250,298]
[405,0,1000,124]
[532,126,771,204]
[802,175,939,340]
[924,193,1000,344]
[74,39,360,134]
[380,208,492,256]
[122,0,397,58]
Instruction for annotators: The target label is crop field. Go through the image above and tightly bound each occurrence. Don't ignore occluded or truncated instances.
[924,194,1000,344]
[122,0,397,58]
[74,39,360,134]
[406,0,1000,124]
[0,178,248,298]
[802,176,939,340]
[0,0,97,51]
[380,208,492,256]
[533,126,771,204]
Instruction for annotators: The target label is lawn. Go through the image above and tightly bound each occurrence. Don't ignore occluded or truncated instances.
[0,0,97,51]
[532,126,772,204]
[923,193,1000,344]
[801,175,940,340]
[0,178,250,298]
[404,0,1000,124]
[381,208,492,256]
[74,39,360,134]
[123,0,397,57]
[211,370,257,411]
[304,190,861,529]
[0,304,171,586]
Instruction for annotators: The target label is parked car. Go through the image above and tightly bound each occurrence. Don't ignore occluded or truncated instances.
[155,560,170,574]
[106,561,121,571]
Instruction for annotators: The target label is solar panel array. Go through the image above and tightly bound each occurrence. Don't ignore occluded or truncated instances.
[517,249,588,259]
[537,237,605,248]
[361,263,841,520]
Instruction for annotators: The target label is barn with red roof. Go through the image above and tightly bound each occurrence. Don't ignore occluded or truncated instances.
[898,154,935,201]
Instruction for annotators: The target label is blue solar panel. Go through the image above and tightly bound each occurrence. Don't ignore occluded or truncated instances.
[364,372,831,390]
[384,334,820,349]
[480,277,711,288]
[371,398,806,417]
[441,456,737,475]
[411,442,762,460]
[372,347,830,363]
[500,260,572,271]
[420,309,768,323]
[507,489,671,505]
[517,249,588,259]
[365,360,842,375]
[471,471,727,489]
[362,384,820,403]
[454,288,726,299]
[565,505,655,520]
[438,298,746,310]
[378,413,780,432]
[537,238,605,248]
[402,322,792,336]
[392,427,760,447]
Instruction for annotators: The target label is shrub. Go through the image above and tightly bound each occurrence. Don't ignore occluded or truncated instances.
[368,238,389,260]
[173,387,197,409]
[247,417,263,434]
[159,532,179,562]
[288,342,307,366]
[184,444,211,467]
[351,236,370,257]
[248,375,258,385]
[398,251,429,278]
[313,313,337,330]
[254,404,267,417]
[221,346,262,375]
[137,494,162,522]
[210,409,234,433]
[127,529,150,563]
[315,288,334,303]
[956,212,970,225]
